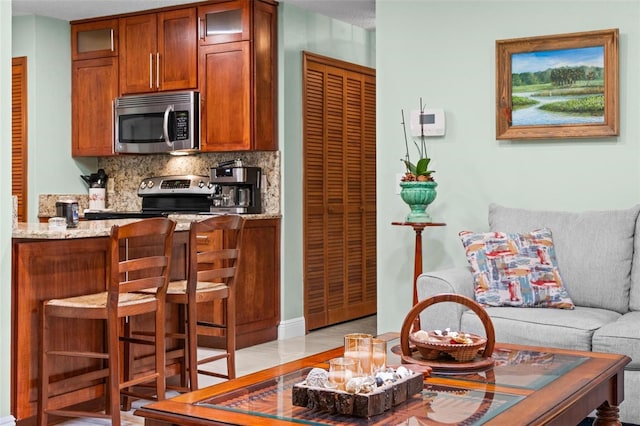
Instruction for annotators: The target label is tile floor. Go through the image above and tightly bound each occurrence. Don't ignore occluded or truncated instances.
[58,315,377,425]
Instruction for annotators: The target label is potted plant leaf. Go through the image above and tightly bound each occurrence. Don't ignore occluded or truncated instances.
[399,98,438,222]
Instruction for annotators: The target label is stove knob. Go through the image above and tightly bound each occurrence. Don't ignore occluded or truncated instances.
[207,182,214,189]
[198,180,205,188]
[147,180,154,188]
[140,181,147,190]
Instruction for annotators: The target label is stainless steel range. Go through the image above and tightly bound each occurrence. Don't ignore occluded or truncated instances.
[85,169,263,220]
[85,175,215,220]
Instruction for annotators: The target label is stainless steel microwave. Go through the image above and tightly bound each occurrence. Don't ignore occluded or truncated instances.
[114,91,200,154]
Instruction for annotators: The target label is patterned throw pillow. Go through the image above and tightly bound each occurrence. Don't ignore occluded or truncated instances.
[459,228,575,309]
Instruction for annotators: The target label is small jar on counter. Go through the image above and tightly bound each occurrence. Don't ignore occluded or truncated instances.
[55,199,79,228]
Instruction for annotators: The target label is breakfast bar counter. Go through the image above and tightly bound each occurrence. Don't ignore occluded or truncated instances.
[11,215,281,423]
[15,213,280,239]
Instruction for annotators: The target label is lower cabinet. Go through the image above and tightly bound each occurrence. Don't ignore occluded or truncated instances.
[197,217,281,349]
[11,217,280,422]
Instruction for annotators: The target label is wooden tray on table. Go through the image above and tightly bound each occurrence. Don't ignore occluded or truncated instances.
[398,294,496,373]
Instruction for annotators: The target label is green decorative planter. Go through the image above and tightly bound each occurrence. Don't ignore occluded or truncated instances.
[399,181,438,222]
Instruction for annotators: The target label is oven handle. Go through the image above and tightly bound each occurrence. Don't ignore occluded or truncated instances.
[163,104,174,147]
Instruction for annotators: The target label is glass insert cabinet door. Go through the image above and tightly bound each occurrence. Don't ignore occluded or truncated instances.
[71,19,118,60]
[198,0,250,45]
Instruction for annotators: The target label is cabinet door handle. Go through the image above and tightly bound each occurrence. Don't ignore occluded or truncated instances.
[110,29,114,52]
[156,52,160,89]
[149,53,153,89]
[198,17,203,40]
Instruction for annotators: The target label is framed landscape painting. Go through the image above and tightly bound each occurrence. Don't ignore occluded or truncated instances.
[496,29,618,140]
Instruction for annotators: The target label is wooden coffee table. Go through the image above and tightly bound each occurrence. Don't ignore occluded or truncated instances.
[135,333,630,425]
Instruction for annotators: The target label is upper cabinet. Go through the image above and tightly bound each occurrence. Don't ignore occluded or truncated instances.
[200,41,251,151]
[198,0,277,152]
[198,0,249,45]
[71,19,118,60]
[72,57,119,156]
[72,18,119,156]
[70,0,277,156]
[119,8,197,94]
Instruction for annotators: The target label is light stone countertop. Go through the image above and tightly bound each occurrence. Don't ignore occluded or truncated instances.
[12,214,281,240]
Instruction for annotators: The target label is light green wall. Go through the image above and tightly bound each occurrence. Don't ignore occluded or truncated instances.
[376,0,640,333]
[279,3,376,322]
[1,1,13,420]
[12,15,96,222]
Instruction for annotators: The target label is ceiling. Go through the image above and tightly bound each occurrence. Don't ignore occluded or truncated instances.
[11,0,375,30]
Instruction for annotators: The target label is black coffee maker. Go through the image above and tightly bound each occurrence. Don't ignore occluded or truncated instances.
[210,166,262,214]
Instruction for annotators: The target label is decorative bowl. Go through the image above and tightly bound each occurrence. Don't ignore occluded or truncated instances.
[409,331,487,362]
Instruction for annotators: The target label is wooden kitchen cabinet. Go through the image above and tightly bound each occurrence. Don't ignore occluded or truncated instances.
[11,219,279,422]
[197,0,249,45]
[119,8,197,94]
[198,0,277,152]
[71,18,118,60]
[11,232,188,421]
[72,57,118,156]
[198,217,281,349]
[71,18,119,157]
[199,41,250,151]
[70,0,277,156]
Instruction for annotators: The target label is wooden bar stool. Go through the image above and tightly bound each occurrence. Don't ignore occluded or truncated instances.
[37,217,175,426]
[165,214,245,391]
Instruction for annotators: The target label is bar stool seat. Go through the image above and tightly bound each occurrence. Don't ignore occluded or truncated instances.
[166,279,228,296]
[38,217,176,426]
[45,291,156,309]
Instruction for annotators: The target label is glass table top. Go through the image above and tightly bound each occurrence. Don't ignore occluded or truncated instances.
[196,340,589,425]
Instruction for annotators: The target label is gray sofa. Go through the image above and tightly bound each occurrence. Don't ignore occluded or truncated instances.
[416,204,640,424]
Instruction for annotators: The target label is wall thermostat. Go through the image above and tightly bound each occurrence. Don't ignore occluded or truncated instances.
[410,108,445,137]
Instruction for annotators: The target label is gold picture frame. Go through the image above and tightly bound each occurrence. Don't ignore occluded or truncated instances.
[496,28,618,140]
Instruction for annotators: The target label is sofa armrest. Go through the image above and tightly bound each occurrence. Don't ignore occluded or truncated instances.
[415,267,475,331]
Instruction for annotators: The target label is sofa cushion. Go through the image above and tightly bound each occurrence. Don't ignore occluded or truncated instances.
[459,228,574,309]
[489,204,640,314]
[460,306,621,352]
[593,311,640,369]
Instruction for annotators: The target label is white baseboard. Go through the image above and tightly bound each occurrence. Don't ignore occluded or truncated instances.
[0,415,15,426]
[278,316,306,340]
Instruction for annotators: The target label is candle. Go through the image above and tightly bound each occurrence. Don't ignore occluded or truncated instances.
[328,357,356,390]
[372,338,387,373]
[344,333,373,377]
[343,350,373,377]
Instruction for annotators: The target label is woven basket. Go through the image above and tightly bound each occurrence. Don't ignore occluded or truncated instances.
[409,331,486,362]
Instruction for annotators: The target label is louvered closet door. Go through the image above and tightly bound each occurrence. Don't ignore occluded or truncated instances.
[12,57,28,222]
[303,52,376,331]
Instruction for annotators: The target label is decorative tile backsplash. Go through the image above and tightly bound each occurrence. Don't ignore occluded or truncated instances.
[98,151,281,214]
[39,151,280,218]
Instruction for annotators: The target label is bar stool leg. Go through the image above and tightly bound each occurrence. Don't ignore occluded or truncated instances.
[107,314,121,425]
[187,294,199,390]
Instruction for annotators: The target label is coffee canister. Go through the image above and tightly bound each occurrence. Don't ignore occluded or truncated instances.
[55,199,79,228]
